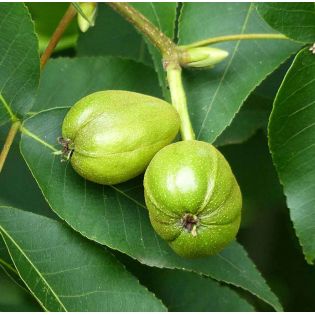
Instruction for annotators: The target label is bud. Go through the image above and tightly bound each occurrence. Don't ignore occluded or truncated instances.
[77,3,97,33]
[179,47,229,69]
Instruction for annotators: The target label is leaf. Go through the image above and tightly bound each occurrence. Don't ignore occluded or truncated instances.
[0,206,166,311]
[221,131,315,311]
[0,124,53,218]
[20,107,282,311]
[269,48,315,264]
[144,269,254,311]
[131,3,178,99]
[0,3,39,124]
[258,3,315,43]
[0,238,25,299]
[178,3,301,143]
[0,237,14,272]
[214,93,270,147]
[27,3,78,52]
[0,232,25,292]
[0,231,24,299]
[124,263,255,311]
[215,59,292,147]
[31,57,162,113]
[214,108,268,147]
[0,122,54,279]
[0,266,41,312]
[221,131,286,226]
[254,56,294,101]
[77,4,152,65]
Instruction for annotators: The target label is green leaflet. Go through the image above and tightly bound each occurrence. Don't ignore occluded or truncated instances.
[0,207,166,311]
[258,3,315,43]
[269,48,315,264]
[0,3,39,124]
[178,3,301,143]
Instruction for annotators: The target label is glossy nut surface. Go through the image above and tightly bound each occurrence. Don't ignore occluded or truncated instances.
[62,90,180,185]
[144,140,242,258]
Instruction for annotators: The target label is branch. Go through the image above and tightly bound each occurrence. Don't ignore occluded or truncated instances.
[0,121,20,173]
[108,3,176,59]
[40,4,77,70]
[180,33,289,50]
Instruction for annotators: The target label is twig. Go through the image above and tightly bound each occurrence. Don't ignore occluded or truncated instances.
[40,4,77,70]
[108,3,176,60]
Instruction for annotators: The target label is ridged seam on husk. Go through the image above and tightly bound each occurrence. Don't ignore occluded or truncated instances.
[144,189,178,220]
[144,151,240,242]
[62,91,179,140]
[72,134,177,159]
[144,144,220,221]
[199,180,241,225]
[194,147,219,215]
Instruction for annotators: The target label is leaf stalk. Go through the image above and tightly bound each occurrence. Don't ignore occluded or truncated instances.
[0,121,21,173]
[179,33,289,50]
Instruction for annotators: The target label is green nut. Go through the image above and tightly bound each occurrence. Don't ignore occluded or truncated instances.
[144,140,242,258]
[61,90,180,185]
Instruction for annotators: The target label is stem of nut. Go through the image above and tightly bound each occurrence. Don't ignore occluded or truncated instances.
[166,65,195,140]
[108,2,194,141]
